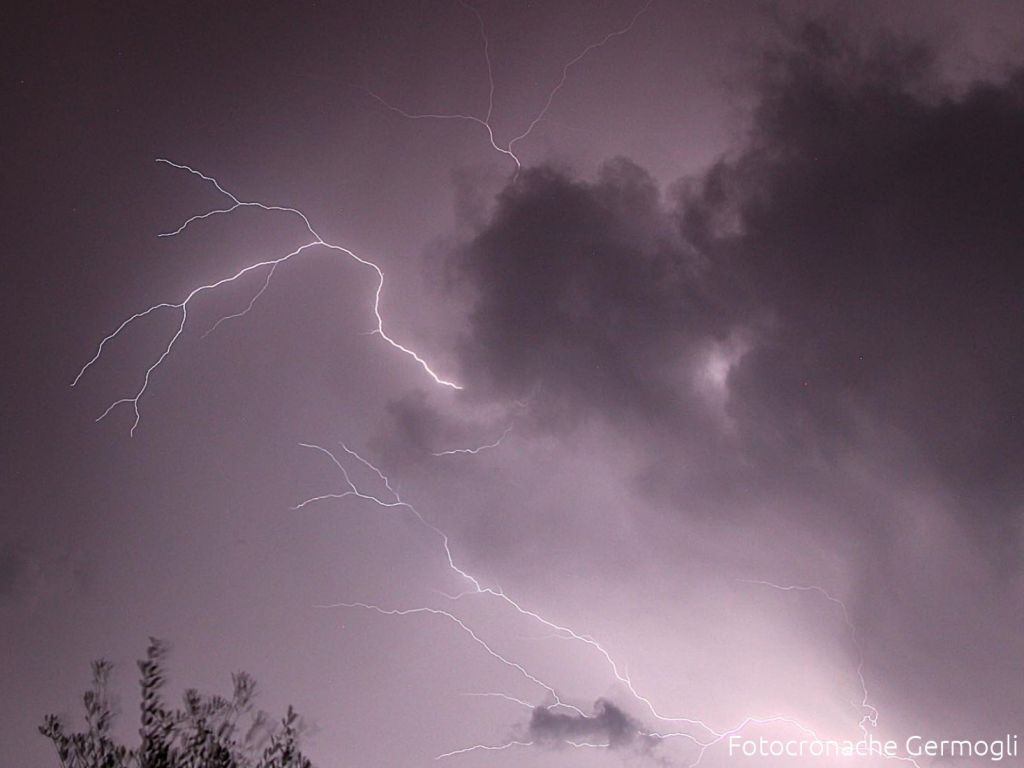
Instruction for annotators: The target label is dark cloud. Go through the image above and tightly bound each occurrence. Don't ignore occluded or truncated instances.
[452,157,735,432]
[525,699,656,751]
[390,23,1024,556]
[698,24,1024,532]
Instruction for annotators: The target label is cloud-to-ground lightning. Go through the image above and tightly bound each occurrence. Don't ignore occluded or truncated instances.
[294,439,927,765]
[367,0,653,175]
[71,159,461,435]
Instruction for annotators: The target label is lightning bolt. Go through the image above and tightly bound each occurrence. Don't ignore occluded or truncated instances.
[366,0,653,175]
[71,159,461,435]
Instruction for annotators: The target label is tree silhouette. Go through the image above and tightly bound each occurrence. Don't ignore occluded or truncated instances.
[40,639,314,768]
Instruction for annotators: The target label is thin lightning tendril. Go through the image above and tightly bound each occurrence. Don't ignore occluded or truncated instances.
[460,692,535,710]
[367,0,653,176]
[431,426,513,457]
[435,741,533,760]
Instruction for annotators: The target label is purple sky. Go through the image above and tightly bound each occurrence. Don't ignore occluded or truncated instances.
[4,2,1024,766]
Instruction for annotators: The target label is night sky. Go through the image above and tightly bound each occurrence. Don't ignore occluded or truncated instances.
[4,1,1024,766]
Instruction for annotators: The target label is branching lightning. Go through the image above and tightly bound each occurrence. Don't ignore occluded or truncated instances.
[366,0,653,175]
[294,440,925,765]
[72,159,460,435]
[74,3,928,765]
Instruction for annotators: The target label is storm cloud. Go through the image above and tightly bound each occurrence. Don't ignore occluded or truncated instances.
[389,24,1024,558]
[525,699,657,751]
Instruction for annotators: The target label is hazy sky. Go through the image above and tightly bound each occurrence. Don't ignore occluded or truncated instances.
[4,2,1023,766]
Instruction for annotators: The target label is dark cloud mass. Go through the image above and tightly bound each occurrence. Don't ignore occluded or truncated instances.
[526,699,654,750]
[453,158,734,431]
[429,25,1024,552]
